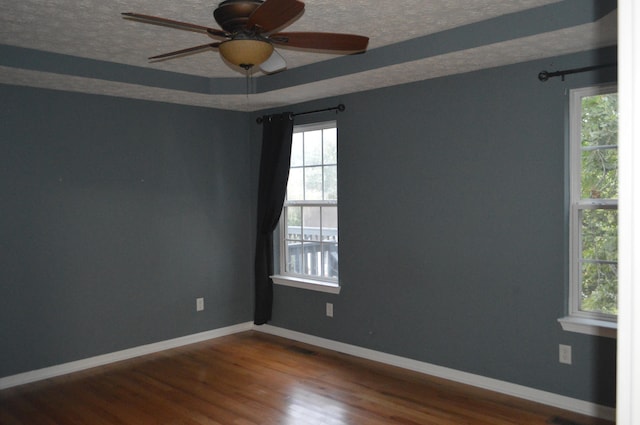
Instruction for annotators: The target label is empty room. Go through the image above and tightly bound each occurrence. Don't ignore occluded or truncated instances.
[2,0,638,424]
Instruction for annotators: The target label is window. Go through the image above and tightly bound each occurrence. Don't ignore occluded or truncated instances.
[561,85,618,337]
[272,121,339,294]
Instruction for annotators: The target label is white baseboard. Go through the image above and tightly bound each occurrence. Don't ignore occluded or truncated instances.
[0,321,253,390]
[255,324,616,422]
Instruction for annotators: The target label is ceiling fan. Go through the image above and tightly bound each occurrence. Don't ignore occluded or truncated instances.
[122,0,369,74]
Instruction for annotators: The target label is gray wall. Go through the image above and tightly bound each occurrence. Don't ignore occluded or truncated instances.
[267,48,617,407]
[1,86,253,377]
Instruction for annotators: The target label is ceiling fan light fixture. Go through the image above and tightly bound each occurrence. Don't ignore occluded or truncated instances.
[219,39,274,70]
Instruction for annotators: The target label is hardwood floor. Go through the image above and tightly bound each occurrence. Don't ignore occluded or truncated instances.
[0,331,614,425]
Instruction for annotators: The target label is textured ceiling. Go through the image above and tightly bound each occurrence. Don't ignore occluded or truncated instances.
[0,0,617,111]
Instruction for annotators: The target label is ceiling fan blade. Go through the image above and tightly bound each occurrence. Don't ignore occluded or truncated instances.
[270,32,369,52]
[122,13,228,39]
[260,50,287,74]
[246,0,304,33]
[149,43,221,62]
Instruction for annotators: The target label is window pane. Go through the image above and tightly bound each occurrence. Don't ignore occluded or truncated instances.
[304,130,323,166]
[321,207,338,242]
[323,242,339,279]
[301,242,322,277]
[323,165,337,200]
[302,207,321,241]
[580,262,618,315]
[286,207,302,240]
[291,133,303,167]
[580,93,618,199]
[323,128,337,164]
[287,168,304,201]
[286,240,302,274]
[581,147,618,199]
[580,209,618,262]
[581,94,618,148]
[304,166,323,200]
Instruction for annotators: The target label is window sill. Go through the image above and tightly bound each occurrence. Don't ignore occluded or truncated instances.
[558,316,617,339]
[271,275,341,294]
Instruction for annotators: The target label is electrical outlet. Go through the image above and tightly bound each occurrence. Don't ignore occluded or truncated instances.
[196,297,204,312]
[326,302,333,318]
[559,344,572,365]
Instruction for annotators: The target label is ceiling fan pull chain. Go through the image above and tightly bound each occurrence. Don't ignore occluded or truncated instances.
[245,69,249,99]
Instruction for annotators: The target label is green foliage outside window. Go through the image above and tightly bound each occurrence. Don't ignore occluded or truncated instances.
[579,93,618,315]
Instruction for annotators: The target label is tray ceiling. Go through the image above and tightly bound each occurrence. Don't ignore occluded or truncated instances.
[0,0,617,111]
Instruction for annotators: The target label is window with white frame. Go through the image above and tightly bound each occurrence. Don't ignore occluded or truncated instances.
[566,85,618,331]
[274,121,339,292]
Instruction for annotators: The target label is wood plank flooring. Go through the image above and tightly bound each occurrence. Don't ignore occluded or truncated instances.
[0,331,614,425]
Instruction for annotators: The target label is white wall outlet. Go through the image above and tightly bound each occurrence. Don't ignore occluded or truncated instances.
[559,344,572,365]
[326,302,333,318]
[196,297,204,312]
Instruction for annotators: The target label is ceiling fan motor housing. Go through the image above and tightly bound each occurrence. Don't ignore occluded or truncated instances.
[214,0,264,33]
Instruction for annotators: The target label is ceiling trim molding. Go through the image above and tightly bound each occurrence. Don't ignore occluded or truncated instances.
[0,44,246,95]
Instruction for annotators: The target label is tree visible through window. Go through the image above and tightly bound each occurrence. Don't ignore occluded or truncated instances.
[281,121,338,282]
[570,85,618,319]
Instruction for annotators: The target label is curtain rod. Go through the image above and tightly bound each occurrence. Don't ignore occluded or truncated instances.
[538,63,616,82]
[256,104,345,124]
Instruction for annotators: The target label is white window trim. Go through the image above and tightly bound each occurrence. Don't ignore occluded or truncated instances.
[274,120,340,293]
[558,316,616,338]
[561,84,618,338]
[271,274,341,294]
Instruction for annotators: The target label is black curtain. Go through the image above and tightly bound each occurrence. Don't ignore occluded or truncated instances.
[254,113,294,325]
